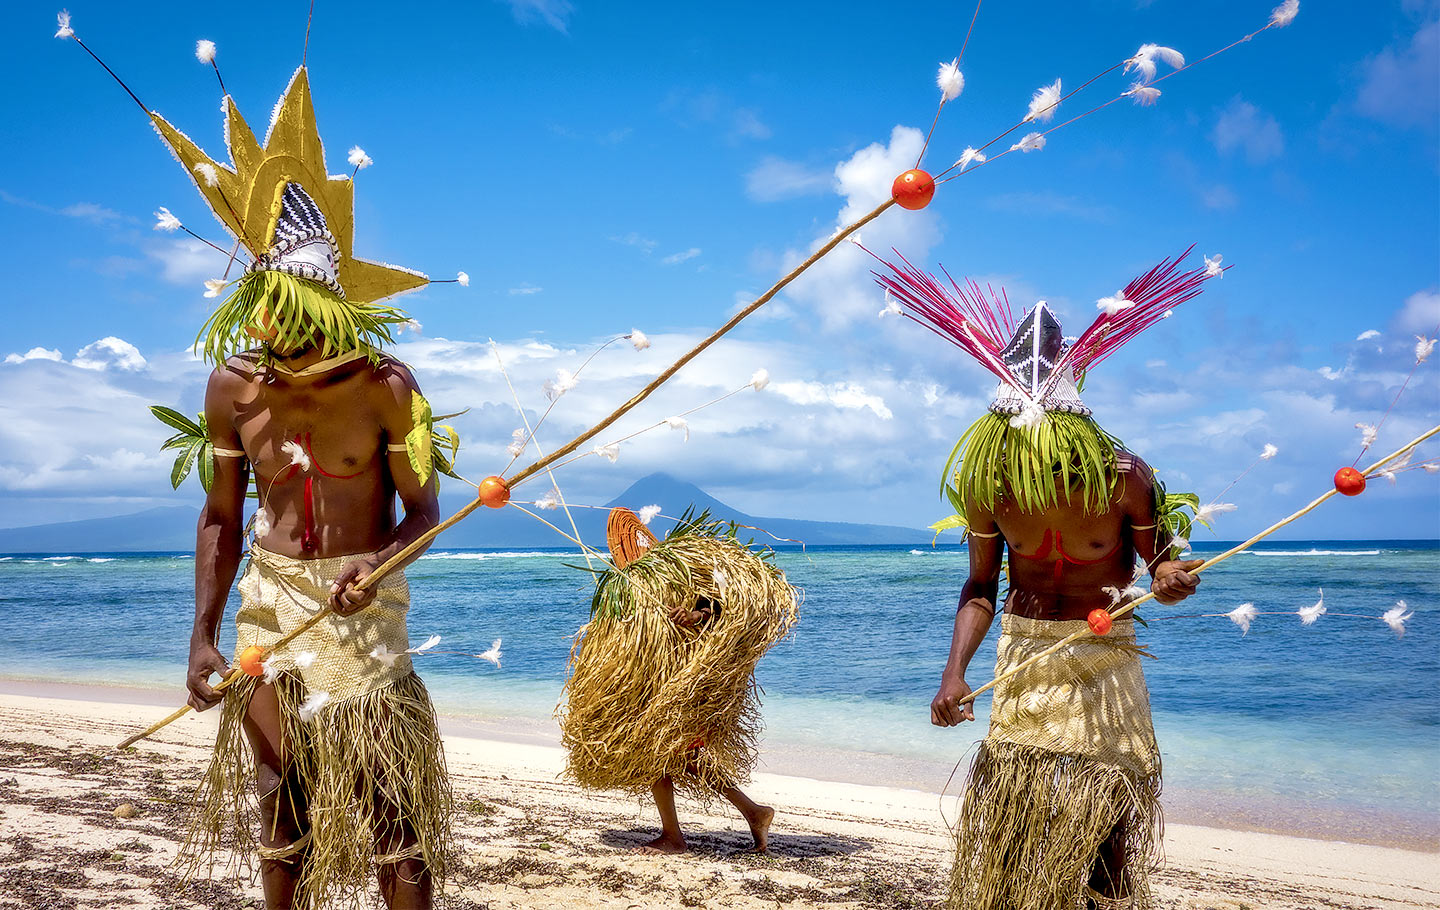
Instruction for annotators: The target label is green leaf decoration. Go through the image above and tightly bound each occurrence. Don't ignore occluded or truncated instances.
[151,405,203,437]
[170,439,203,490]
[928,513,971,546]
[405,391,435,487]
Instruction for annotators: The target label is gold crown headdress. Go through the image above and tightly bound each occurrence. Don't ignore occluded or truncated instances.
[54,11,467,364]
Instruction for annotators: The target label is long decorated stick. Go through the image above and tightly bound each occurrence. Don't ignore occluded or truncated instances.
[958,422,1440,707]
[351,199,897,594]
[117,603,334,749]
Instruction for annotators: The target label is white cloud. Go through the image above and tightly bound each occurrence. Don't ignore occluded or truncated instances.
[610,232,657,254]
[744,157,832,202]
[509,284,544,296]
[730,109,771,141]
[1394,289,1440,333]
[1212,96,1284,163]
[662,248,701,265]
[73,337,148,372]
[1355,19,1439,130]
[773,380,893,419]
[774,125,941,330]
[984,191,1115,222]
[501,0,574,33]
[58,202,125,225]
[4,347,63,364]
[146,238,232,285]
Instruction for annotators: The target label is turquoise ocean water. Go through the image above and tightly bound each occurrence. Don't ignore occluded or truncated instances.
[0,541,1435,844]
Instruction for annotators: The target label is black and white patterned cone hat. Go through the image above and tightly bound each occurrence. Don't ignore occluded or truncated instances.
[989,302,1090,416]
[244,182,345,298]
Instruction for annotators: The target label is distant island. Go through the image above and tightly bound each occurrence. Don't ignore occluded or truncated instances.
[0,473,936,553]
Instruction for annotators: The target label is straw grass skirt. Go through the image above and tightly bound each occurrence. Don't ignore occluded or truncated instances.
[950,614,1162,910]
[559,532,799,800]
[176,546,454,909]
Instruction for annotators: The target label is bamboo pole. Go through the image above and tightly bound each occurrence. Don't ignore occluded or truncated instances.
[958,423,1440,707]
[117,602,335,749]
[352,198,897,594]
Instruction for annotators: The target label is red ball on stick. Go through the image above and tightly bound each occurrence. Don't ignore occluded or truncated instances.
[891,169,935,210]
[238,645,266,677]
[478,476,511,509]
[1087,608,1113,636]
[1333,467,1366,496]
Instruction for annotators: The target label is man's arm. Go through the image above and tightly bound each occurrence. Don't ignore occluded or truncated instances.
[1123,455,1202,606]
[188,369,250,711]
[931,506,1004,727]
[329,363,441,615]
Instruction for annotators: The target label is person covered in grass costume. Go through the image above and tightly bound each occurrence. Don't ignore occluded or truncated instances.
[58,20,469,908]
[873,249,1217,910]
[560,507,800,854]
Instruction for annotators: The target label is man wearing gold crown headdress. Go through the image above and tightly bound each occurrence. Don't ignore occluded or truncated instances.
[52,29,463,903]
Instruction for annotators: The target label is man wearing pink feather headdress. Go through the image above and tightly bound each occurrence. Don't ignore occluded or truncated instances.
[873,248,1218,910]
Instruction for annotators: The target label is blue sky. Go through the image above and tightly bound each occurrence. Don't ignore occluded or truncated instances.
[1,0,1437,539]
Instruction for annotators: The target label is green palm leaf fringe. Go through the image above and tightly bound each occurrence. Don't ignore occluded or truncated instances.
[197,270,407,367]
[559,510,800,800]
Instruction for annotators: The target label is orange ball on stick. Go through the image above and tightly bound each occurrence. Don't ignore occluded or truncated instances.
[478,475,511,509]
[237,645,266,677]
[891,169,935,210]
[1087,608,1113,636]
[1333,467,1366,496]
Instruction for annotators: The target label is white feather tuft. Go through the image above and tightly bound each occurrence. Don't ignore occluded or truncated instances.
[506,428,527,458]
[1096,291,1134,316]
[1260,443,1279,460]
[295,651,317,669]
[1355,422,1378,448]
[1414,335,1435,364]
[664,416,690,441]
[1204,254,1224,278]
[369,643,403,667]
[955,147,987,171]
[1009,400,1046,430]
[281,439,311,472]
[153,207,182,232]
[1195,502,1237,524]
[1296,588,1326,625]
[638,504,662,525]
[879,292,903,319]
[298,691,331,722]
[1382,601,1413,637]
[937,59,964,102]
[1126,44,1185,82]
[593,443,620,463]
[195,39,217,64]
[456,271,470,287]
[535,490,560,510]
[629,329,650,351]
[750,368,770,391]
[1226,603,1258,635]
[1010,132,1046,153]
[55,10,74,39]
[1126,84,1162,106]
[347,146,373,170]
[407,634,442,654]
[479,638,503,667]
[1024,79,1062,123]
[1269,0,1300,27]
[261,659,281,684]
[203,278,227,298]
[192,162,219,187]
[252,507,272,539]
[543,369,579,402]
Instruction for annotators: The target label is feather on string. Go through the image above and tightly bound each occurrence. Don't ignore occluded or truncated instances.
[937,59,965,102]
[1270,0,1300,28]
[1296,589,1325,625]
[1024,79,1062,123]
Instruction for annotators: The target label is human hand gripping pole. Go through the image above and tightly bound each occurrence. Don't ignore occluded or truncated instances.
[113,199,895,750]
[955,422,1440,709]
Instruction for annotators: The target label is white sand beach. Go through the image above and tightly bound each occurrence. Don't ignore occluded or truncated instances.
[1,682,1437,910]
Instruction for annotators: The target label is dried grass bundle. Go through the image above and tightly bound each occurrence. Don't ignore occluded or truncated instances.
[559,513,800,799]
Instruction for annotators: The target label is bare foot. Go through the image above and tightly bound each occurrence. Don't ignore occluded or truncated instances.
[743,804,774,852]
[635,833,688,855]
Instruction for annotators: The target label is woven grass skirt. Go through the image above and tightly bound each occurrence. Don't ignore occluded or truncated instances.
[175,546,454,909]
[949,613,1162,910]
